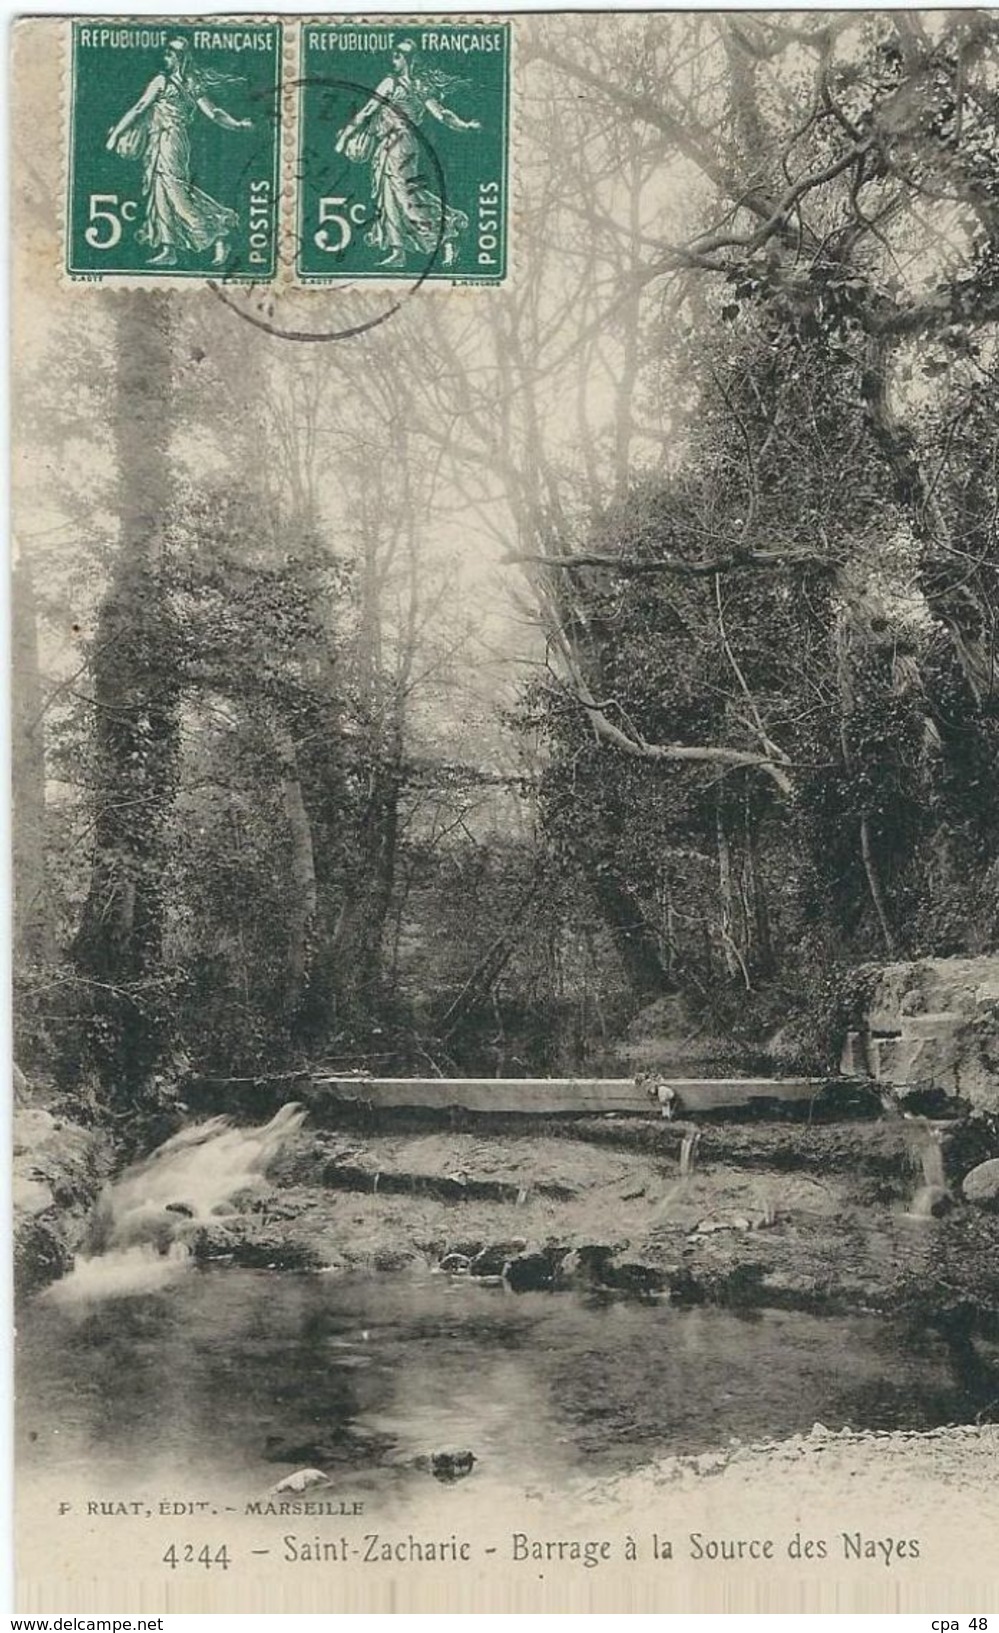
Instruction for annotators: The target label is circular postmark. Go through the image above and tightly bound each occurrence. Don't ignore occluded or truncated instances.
[210,75,450,344]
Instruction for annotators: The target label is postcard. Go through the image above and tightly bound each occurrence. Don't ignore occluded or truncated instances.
[11,9,999,1613]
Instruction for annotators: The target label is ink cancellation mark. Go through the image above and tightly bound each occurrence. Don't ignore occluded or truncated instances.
[66,20,282,281]
[296,22,510,284]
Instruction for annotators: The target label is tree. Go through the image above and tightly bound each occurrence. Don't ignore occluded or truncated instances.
[12,553,56,966]
[72,292,182,1107]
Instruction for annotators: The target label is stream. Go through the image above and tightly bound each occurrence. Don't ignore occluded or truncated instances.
[15,1106,989,1509]
[17,1264,981,1502]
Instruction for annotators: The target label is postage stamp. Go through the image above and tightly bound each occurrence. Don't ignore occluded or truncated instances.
[296,20,511,284]
[66,19,283,281]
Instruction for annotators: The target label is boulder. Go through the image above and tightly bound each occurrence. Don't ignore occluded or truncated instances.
[191,1222,323,1270]
[429,1449,476,1482]
[557,1242,616,1288]
[604,1257,668,1295]
[469,1239,528,1277]
[271,1468,330,1495]
[962,1158,999,1211]
[503,1248,554,1292]
[438,1252,472,1276]
[13,1108,113,1299]
[13,1175,55,1216]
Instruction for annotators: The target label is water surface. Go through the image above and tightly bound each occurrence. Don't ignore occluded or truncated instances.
[17,1265,978,1500]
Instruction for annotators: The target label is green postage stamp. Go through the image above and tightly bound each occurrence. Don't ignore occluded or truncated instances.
[297,20,511,283]
[66,20,282,280]
[64,18,512,285]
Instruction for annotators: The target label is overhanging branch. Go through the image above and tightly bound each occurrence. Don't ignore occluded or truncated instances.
[548,622,795,795]
[507,547,834,578]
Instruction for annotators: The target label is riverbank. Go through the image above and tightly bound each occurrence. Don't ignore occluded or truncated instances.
[13,1103,113,1297]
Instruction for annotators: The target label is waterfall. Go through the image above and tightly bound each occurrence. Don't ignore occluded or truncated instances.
[903,1120,951,1220]
[47,1102,307,1299]
[679,1129,701,1178]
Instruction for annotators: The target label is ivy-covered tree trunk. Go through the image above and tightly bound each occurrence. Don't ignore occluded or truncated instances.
[273,720,318,1017]
[72,292,180,1108]
[330,739,403,1016]
[12,552,56,967]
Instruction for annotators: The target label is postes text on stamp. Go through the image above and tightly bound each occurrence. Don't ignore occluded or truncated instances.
[66,20,282,281]
[297,21,510,284]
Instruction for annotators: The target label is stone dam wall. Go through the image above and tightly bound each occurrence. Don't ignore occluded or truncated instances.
[841,955,999,1112]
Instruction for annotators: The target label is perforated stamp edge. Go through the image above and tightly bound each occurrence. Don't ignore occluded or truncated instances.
[59,15,288,291]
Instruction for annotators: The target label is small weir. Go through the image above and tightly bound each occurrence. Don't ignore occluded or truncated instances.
[20,1090,995,1503]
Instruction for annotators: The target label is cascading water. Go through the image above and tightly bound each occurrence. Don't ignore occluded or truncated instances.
[48,1102,308,1300]
[650,1125,701,1222]
[679,1128,701,1178]
[903,1120,952,1219]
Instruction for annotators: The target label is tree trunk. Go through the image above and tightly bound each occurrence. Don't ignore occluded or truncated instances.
[72,292,179,1105]
[330,735,404,1014]
[716,802,740,978]
[273,722,318,1017]
[863,334,996,705]
[591,868,670,998]
[834,610,896,955]
[12,552,56,965]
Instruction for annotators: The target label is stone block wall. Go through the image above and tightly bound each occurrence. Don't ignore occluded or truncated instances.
[840,955,999,1111]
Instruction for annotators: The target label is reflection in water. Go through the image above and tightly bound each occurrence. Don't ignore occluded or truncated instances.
[17,1267,981,1503]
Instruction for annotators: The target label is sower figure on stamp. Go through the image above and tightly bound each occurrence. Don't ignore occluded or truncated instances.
[105,38,252,268]
[335,41,480,269]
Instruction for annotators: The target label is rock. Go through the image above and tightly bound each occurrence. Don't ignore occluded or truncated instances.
[856,958,999,1111]
[691,1216,752,1235]
[13,1108,57,1158]
[372,1248,414,1272]
[962,1158,999,1211]
[605,1257,667,1295]
[13,1176,55,1216]
[429,1449,476,1482]
[869,1035,961,1094]
[557,1243,616,1288]
[665,1266,704,1306]
[438,1252,472,1276]
[14,1216,74,1298]
[503,1249,554,1292]
[13,1109,113,1298]
[469,1239,528,1278]
[909,1184,954,1218]
[895,1086,964,1118]
[942,1110,999,1180]
[271,1468,330,1494]
[191,1223,322,1270]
